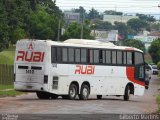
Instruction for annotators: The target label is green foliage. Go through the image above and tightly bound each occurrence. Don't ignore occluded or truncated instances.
[0,0,63,51]
[157,95,160,113]
[0,89,23,97]
[104,10,123,15]
[127,18,148,33]
[0,46,15,65]
[72,6,86,20]
[157,62,160,70]
[122,39,145,52]
[151,23,160,31]
[62,21,94,41]
[149,39,160,64]
[114,22,129,39]
[29,7,57,40]
[94,20,113,31]
[136,13,156,22]
[87,8,100,20]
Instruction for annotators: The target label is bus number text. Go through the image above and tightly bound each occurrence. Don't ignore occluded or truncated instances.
[75,65,95,75]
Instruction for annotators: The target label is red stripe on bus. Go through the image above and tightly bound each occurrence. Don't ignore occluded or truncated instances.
[126,67,145,86]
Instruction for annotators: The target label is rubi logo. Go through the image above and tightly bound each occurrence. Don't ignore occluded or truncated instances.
[16,51,45,62]
[27,42,35,51]
[75,65,95,75]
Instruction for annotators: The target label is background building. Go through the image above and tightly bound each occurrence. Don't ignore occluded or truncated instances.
[103,15,138,24]
[64,11,80,25]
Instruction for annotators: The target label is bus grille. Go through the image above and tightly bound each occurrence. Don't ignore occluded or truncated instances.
[52,76,58,89]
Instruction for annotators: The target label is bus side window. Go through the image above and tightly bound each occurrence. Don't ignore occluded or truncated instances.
[75,49,80,63]
[99,50,105,64]
[81,48,87,63]
[123,52,127,65]
[112,51,117,64]
[94,50,99,64]
[88,49,93,64]
[106,50,111,64]
[51,47,57,63]
[127,52,133,65]
[117,51,122,65]
[102,50,106,64]
[68,48,74,62]
[135,52,143,65]
[62,48,68,62]
[57,47,62,62]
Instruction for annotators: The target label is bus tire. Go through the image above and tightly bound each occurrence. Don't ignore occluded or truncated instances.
[62,95,69,99]
[124,85,130,101]
[68,84,77,100]
[97,95,102,99]
[36,92,50,99]
[50,93,58,99]
[79,84,90,100]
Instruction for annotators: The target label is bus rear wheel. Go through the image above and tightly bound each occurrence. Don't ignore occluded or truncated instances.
[36,92,50,99]
[124,85,130,101]
[62,95,69,99]
[68,84,77,100]
[50,93,58,99]
[97,95,102,99]
[79,84,90,100]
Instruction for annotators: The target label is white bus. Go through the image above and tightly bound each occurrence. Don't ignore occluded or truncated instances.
[14,39,145,100]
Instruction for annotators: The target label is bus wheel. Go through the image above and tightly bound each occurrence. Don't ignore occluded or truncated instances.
[97,95,102,99]
[79,84,90,100]
[50,94,58,99]
[124,85,130,101]
[62,95,69,99]
[36,92,50,99]
[68,84,77,100]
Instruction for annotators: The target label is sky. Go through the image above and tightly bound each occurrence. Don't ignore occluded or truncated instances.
[56,0,160,19]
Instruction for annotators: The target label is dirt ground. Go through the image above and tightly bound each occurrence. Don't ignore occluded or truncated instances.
[0,75,159,114]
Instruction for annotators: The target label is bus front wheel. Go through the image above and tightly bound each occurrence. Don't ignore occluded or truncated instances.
[79,84,90,100]
[124,85,130,101]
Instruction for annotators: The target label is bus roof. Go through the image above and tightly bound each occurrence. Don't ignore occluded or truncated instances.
[18,39,143,53]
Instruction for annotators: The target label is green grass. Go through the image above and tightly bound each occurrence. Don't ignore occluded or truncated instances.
[0,90,23,97]
[0,84,14,90]
[0,46,15,65]
[0,84,24,97]
[156,95,160,113]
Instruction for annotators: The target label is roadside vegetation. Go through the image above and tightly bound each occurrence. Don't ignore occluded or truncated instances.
[157,94,160,113]
[0,46,15,65]
[0,85,23,97]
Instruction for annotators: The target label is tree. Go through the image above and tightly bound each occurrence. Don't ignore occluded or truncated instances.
[94,20,113,31]
[0,0,9,51]
[150,23,160,31]
[29,7,57,40]
[72,6,86,20]
[87,8,100,20]
[122,39,145,52]
[62,21,94,41]
[148,39,160,64]
[127,18,148,33]
[136,13,156,22]
[0,0,63,47]
[114,22,129,39]
[104,10,122,15]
